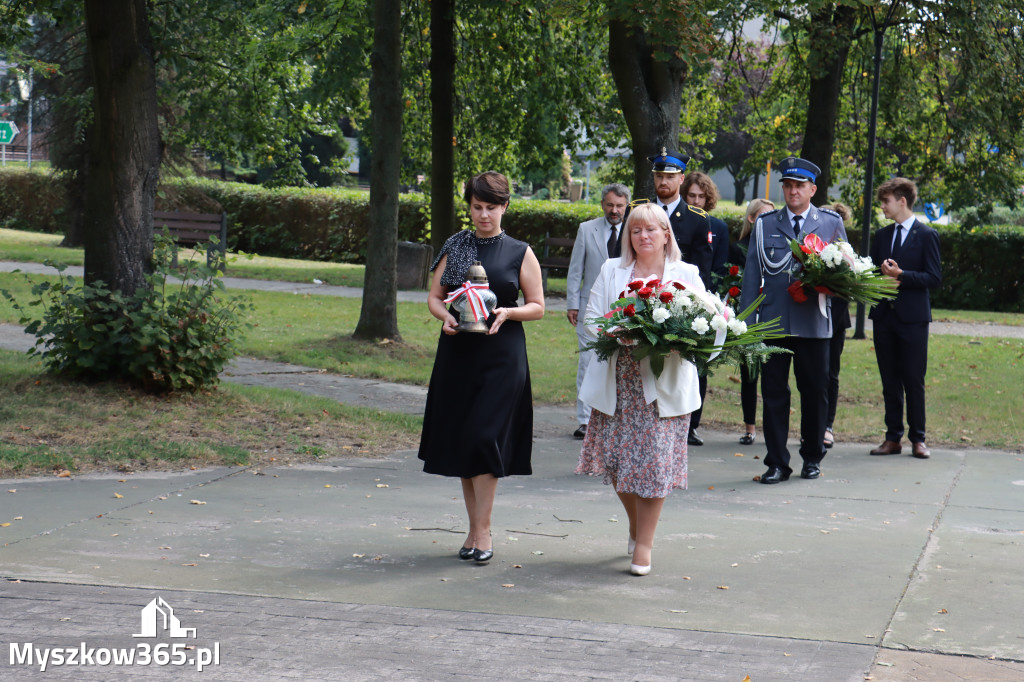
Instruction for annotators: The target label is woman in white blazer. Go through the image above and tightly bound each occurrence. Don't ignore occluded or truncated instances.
[577,202,704,576]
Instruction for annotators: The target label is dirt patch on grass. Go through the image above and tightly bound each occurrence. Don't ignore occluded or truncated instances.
[0,372,421,478]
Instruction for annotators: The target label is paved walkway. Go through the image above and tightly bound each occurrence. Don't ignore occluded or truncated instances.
[2,262,1024,680]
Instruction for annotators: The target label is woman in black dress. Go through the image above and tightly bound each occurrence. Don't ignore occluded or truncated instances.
[418,171,544,564]
[732,198,775,445]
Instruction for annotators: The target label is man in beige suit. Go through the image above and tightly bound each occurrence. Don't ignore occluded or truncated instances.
[566,183,630,438]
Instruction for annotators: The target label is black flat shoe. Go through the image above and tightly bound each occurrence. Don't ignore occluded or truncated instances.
[473,548,493,563]
[739,433,754,445]
[458,546,475,560]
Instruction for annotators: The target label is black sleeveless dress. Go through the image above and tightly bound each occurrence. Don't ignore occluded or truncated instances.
[418,233,533,478]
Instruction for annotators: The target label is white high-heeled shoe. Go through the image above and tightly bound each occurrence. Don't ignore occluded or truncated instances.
[629,563,651,576]
[627,537,636,556]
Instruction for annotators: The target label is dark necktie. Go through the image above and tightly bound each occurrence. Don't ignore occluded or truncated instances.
[607,225,620,258]
[792,214,803,239]
[891,225,904,260]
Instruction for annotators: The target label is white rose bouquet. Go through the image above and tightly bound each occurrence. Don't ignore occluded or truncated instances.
[787,234,898,306]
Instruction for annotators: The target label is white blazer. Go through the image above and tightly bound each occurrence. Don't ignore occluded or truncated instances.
[579,258,704,418]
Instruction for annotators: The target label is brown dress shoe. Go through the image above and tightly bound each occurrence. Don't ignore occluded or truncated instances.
[870,440,902,456]
[912,442,931,459]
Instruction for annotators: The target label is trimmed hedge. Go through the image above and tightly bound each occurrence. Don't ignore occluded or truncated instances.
[0,168,68,234]
[2,168,1021,311]
[931,223,1024,312]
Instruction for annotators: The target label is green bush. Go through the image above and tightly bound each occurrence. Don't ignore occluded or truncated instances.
[0,168,68,234]
[931,223,1024,312]
[2,236,254,392]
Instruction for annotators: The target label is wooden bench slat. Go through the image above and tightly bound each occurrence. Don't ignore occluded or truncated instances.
[154,210,222,223]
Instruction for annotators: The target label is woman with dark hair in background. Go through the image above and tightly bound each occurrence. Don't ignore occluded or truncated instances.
[418,171,545,564]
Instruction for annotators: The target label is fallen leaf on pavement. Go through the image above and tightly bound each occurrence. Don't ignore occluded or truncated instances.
[501,584,514,588]
[114,493,124,499]
[717,585,729,590]
[190,500,206,505]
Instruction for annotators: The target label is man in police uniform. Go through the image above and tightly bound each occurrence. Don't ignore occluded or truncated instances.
[739,157,847,483]
[648,148,713,288]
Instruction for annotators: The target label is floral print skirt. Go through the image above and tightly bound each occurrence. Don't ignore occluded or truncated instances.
[577,352,689,498]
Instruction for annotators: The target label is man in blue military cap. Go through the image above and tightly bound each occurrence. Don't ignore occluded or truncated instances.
[739,156,847,483]
[647,148,713,289]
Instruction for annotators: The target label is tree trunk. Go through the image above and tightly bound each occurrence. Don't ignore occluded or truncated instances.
[354,0,402,341]
[608,18,686,201]
[800,4,857,206]
[733,175,747,207]
[430,0,456,253]
[82,0,160,294]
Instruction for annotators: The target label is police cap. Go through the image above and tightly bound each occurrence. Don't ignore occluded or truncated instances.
[647,147,689,174]
[778,157,820,183]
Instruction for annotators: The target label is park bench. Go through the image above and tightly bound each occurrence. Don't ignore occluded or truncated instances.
[538,233,576,293]
[153,210,228,270]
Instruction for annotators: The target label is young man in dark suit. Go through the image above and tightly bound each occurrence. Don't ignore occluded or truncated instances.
[868,178,942,459]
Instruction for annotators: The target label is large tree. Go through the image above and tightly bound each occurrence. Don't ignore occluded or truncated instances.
[354,0,402,341]
[606,0,714,200]
[81,0,161,294]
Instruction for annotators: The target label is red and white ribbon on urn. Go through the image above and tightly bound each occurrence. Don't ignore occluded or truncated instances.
[445,281,492,322]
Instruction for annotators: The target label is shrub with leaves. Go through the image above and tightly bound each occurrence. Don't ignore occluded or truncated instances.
[2,235,253,392]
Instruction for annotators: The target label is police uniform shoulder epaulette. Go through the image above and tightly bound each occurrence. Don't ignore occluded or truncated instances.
[686,204,708,218]
[818,207,842,219]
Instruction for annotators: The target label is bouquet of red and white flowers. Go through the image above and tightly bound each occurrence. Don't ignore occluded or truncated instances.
[584,276,789,378]
[787,234,898,306]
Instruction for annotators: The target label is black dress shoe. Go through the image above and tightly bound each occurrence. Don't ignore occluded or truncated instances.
[687,429,704,446]
[739,433,755,445]
[573,425,587,439]
[473,548,493,563]
[458,546,475,560]
[759,466,791,484]
[800,462,821,479]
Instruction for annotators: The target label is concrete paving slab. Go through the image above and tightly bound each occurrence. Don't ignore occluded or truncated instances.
[0,438,995,651]
[1,581,879,680]
[0,468,243,546]
[885,504,1024,658]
